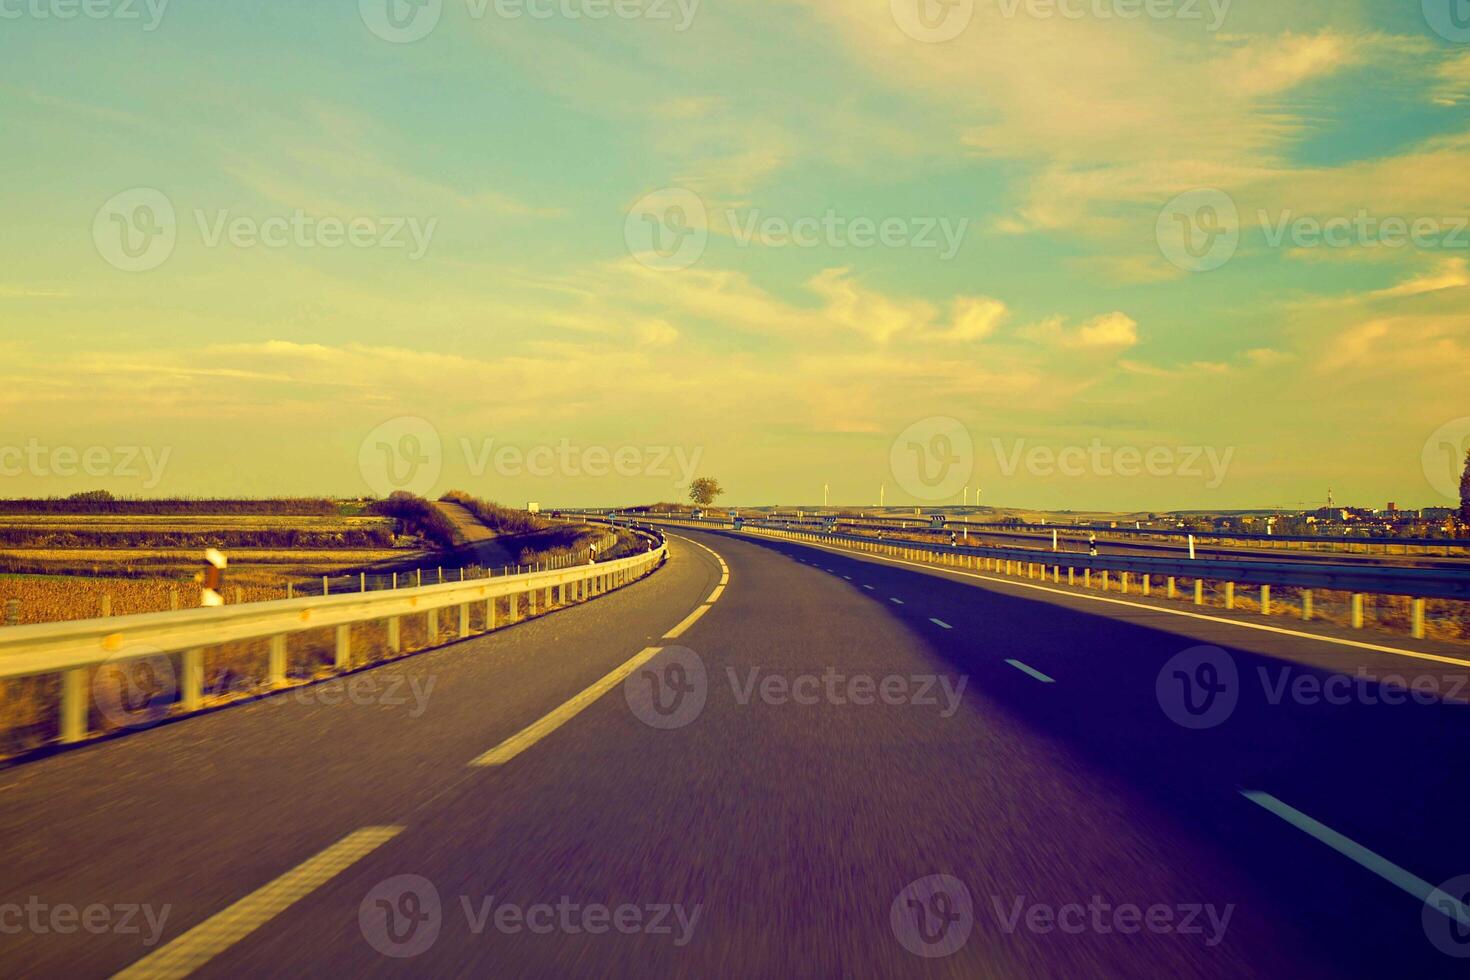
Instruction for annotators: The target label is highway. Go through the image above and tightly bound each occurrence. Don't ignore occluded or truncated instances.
[3,529,1469,976]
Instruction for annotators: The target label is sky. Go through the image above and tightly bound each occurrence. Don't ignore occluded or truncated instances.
[1,0,1468,511]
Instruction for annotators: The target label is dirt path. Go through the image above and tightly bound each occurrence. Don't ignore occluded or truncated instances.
[431,500,519,569]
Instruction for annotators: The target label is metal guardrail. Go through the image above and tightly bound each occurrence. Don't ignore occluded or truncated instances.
[737,525,1470,600]
[0,538,667,746]
[633,515,1467,639]
[749,513,1470,552]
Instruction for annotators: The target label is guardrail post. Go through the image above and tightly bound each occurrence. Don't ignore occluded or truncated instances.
[427,609,439,643]
[269,635,287,687]
[182,648,204,711]
[1194,580,1204,606]
[485,597,497,631]
[1351,594,1364,629]
[388,616,401,653]
[528,590,538,615]
[1301,590,1313,621]
[459,603,470,638]
[335,625,351,668]
[1224,582,1235,610]
[1412,598,1425,639]
[61,668,87,743]
[1260,585,1270,616]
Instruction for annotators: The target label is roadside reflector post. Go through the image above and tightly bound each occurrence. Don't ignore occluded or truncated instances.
[1120,573,1129,595]
[1411,598,1425,639]
[3,598,19,626]
[393,572,398,590]
[1225,582,1235,610]
[416,569,422,588]
[322,576,329,597]
[1068,567,1075,586]
[1101,570,1109,591]
[269,635,287,687]
[1260,585,1271,616]
[335,625,351,668]
[1351,594,1364,629]
[1302,590,1313,621]
[360,573,366,593]
[170,588,180,611]
[287,582,294,600]
[1084,568,1091,588]
[1142,574,1150,596]
[438,567,444,583]
[101,594,111,617]
[61,668,87,743]
[1167,576,1176,599]
[1194,580,1204,605]
[182,648,204,712]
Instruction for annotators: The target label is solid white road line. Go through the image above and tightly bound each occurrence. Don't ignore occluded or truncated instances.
[471,533,729,767]
[1241,790,1470,927]
[113,827,404,979]
[930,618,953,630]
[889,597,904,605]
[761,534,1470,668]
[862,585,874,591]
[1005,659,1055,684]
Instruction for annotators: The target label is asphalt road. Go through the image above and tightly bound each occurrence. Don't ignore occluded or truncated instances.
[2,529,1469,977]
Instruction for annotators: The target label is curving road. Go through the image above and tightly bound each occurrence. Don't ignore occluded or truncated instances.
[2,529,1469,976]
